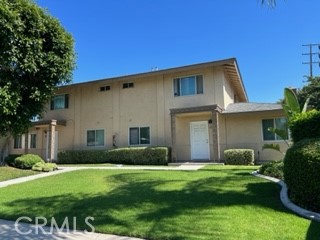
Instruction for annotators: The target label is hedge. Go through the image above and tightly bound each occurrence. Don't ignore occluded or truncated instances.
[32,162,58,172]
[14,154,45,169]
[224,149,254,165]
[4,154,21,167]
[58,147,169,165]
[57,150,107,164]
[259,160,284,179]
[289,110,320,143]
[284,138,320,212]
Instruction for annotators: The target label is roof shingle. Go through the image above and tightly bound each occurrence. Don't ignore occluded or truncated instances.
[223,102,283,114]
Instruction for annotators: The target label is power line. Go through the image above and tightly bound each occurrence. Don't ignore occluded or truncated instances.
[302,43,320,78]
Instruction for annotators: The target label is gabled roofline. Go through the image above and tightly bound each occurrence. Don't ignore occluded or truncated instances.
[59,58,248,102]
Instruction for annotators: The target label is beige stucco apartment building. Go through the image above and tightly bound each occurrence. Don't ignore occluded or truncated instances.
[6,58,288,162]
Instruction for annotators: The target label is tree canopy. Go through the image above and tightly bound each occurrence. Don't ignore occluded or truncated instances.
[0,0,75,136]
[297,77,320,111]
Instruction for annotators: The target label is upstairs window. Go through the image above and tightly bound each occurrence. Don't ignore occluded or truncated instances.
[173,75,203,96]
[262,117,288,141]
[50,94,69,110]
[129,127,150,145]
[100,86,111,92]
[123,82,134,89]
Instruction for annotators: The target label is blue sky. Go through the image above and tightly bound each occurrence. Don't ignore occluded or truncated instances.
[36,0,320,103]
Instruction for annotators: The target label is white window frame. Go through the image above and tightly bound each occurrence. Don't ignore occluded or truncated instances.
[86,129,105,147]
[173,74,203,97]
[29,133,37,149]
[122,82,134,89]
[261,117,289,142]
[128,126,151,146]
[13,135,25,149]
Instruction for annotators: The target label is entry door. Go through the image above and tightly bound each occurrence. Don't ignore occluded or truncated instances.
[190,121,210,160]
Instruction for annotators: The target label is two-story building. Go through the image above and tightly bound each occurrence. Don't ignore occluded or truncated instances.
[6,58,288,162]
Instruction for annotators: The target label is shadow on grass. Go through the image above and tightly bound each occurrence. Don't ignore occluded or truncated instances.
[0,170,317,240]
[306,221,320,240]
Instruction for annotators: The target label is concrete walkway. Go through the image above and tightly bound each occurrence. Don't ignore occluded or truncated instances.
[0,163,207,239]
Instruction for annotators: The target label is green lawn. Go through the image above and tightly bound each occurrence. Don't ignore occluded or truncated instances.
[0,166,39,182]
[0,165,319,239]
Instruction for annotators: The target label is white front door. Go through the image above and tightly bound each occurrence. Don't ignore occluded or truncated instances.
[190,121,210,160]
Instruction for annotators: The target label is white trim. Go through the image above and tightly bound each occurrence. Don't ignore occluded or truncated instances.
[261,117,289,142]
[13,134,25,149]
[173,74,204,97]
[29,133,37,149]
[128,126,151,146]
[86,129,106,147]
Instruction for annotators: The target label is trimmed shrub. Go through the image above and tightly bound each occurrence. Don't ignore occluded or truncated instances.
[32,162,58,172]
[4,154,21,167]
[107,147,168,165]
[14,154,45,169]
[289,110,320,143]
[58,147,169,165]
[284,138,320,212]
[224,149,254,165]
[259,160,284,179]
[58,150,108,164]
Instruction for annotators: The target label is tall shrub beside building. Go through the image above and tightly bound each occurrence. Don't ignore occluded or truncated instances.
[284,109,320,212]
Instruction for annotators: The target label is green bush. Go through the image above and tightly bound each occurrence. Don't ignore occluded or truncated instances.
[224,149,254,165]
[107,147,168,165]
[284,138,320,212]
[289,110,320,143]
[58,147,169,165]
[14,154,45,169]
[58,150,108,164]
[32,162,58,172]
[259,160,284,179]
[4,154,21,167]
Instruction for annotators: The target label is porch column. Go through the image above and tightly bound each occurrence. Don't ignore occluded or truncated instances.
[170,113,177,162]
[48,120,57,162]
[24,131,29,154]
[211,111,220,162]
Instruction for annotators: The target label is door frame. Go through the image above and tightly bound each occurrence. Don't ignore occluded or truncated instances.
[190,121,210,160]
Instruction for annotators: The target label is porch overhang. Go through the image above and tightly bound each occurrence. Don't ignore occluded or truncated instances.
[31,119,66,127]
[30,119,65,162]
[170,104,223,116]
[170,105,222,162]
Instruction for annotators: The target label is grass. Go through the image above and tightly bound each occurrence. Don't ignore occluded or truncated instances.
[0,165,319,239]
[0,166,39,182]
[57,163,174,167]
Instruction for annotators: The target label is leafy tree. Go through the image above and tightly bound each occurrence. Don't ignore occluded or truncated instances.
[297,76,320,111]
[0,0,75,136]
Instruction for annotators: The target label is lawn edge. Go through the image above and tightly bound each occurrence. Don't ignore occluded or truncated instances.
[252,170,320,222]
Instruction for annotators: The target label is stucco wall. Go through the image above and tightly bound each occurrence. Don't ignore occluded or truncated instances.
[7,64,242,161]
[220,111,288,161]
[34,65,229,154]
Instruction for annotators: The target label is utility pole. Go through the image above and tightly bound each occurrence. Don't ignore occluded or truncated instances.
[302,43,320,78]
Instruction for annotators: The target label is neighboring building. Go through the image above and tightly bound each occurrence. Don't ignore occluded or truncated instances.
[5,58,288,162]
